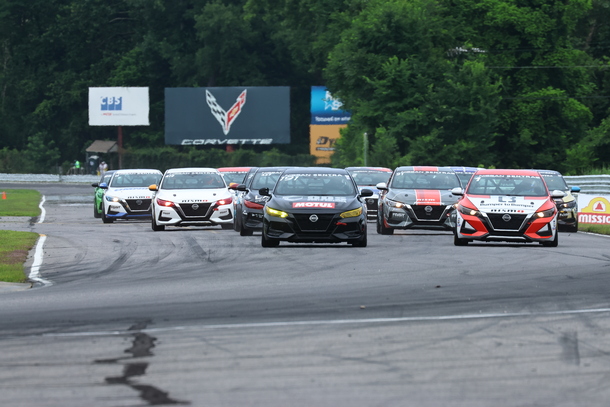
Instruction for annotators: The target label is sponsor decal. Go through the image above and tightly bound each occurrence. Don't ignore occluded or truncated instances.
[578,195,610,224]
[181,139,273,145]
[292,202,336,208]
[415,190,441,205]
[476,196,538,212]
[206,89,247,135]
[127,196,151,199]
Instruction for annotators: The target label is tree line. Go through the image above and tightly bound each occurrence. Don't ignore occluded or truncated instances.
[0,0,609,174]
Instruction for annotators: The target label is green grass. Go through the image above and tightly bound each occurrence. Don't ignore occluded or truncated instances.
[577,223,610,235]
[0,230,39,283]
[0,189,42,216]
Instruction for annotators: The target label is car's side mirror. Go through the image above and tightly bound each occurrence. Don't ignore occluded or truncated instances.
[91,183,99,188]
[236,184,248,192]
[551,189,566,199]
[360,188,374,197]
[451,187,464,196]
[149,184,158,191]
[259,187,271,197]
[99,182,108,189]
[376,182,388,190]
[571,186,581,193]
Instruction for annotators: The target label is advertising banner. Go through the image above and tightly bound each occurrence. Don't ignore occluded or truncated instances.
[577,194,610,225]
[89,87,150,126]
[165,87,290,145]
[310,86,351,125]
[309,125,346,165]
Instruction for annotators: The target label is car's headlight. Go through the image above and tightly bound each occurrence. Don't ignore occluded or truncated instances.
[387,199,405,208]
[535,208,556,218]
[105,195,121,202]
[340,207,362,218]
[458,204,481,217]
[266,206,289,218]
[560,200,577,209]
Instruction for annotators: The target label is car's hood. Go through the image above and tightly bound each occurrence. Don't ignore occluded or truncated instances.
[156,188,231,203]
[106,187,153,199]
[244,191,271,204]
[268,195,361,211]
[466,195,550,214]
[387,189,459,206]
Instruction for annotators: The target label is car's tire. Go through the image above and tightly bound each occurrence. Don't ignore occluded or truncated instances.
[453,232,468,246]
[541,232,559,247]
[93,201,101,218]
[101,208,114,224]
[261,230,279,247]
[565,221,578,233]
[377,213,394,235]
[220,223,233,230]
[151,216,165,231]
[240,221,254,236]
[351,232,367,247]
[233,207,241,232]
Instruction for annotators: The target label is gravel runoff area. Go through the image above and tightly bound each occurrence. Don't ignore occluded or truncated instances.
[0,173,99,184]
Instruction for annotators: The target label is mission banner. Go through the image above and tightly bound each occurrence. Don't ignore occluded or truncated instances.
[165,87,290,145]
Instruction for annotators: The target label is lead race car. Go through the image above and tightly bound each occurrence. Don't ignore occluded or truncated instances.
[452,169,565,246]
[376,166,462,234]
[149,168,233,231]
[260,167,373,247]
[98,169,163,223]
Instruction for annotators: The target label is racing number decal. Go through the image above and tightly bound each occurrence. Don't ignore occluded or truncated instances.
[498,196,517,203]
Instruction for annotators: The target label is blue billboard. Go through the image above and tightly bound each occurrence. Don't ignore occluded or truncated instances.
[310,86,351,125]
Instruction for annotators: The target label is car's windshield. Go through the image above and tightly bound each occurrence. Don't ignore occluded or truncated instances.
[251,171,283,190]
[221,171,247,185]
[160,172,225,189]
[541,174,568,191]
[456,172,475,186]
[390,171,460,190]
[275,173,356,195]
[467,174,548,196]
[110,173,161,188]
[349,171,391,186]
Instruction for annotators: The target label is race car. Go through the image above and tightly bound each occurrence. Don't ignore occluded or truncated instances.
[233,167,291,236]
[217,167,255,188]
[149,168,233,231]
[537,169,580,232]
[376,166,462,234]
[99,169,163,223]
[345,167,392,219]
[450,166,481,187]
[453,169,565,246]
[260,167,373,247]
[91,170,115,218]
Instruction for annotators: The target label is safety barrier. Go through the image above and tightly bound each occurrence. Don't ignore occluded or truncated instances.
[564,175,610,195]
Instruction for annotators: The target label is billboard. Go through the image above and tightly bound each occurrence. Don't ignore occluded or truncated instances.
[165,87,290,145]
[309,86,351,164]
[89,87,150,126]
[578,194,610,225]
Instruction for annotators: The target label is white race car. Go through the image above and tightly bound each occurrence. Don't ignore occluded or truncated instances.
[99,169,163,223]
[149,168,234,231]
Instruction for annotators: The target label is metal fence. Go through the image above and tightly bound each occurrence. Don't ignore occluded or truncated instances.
[564,175,610,195]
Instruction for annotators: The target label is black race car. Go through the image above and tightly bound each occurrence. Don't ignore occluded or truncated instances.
[234,167,291,236]
[260,167,373,247]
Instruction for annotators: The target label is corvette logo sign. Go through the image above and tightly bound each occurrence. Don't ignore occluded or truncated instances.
[206,89,247,135]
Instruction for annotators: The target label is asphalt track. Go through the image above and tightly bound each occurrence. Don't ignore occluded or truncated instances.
[1,182,610,407]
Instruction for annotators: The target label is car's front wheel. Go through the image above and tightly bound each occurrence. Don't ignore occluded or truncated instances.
[93,201,101,218]
[151,215,165,231]
[541,232,559,247]
[351,232,367,247]
[453,231,468,246]
[261,230,279,247]
[101,208,114,224]
[377,212,394,235]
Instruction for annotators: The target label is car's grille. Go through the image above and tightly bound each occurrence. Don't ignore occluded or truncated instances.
[179,202,212,217]
[365,198,378,212]
[293,213,335,232]
[126,199,152,212]
[411,205,445,221]
[487,213,527,231]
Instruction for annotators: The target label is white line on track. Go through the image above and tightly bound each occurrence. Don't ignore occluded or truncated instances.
[42,307,610,338]
[37,195,46,224]
[28,234,53,287]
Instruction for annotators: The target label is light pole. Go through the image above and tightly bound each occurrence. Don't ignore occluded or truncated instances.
[363,132,368,166]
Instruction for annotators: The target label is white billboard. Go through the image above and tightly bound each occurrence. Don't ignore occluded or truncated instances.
[89,87,150,126]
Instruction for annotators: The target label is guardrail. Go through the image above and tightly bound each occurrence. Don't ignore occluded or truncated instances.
[0,173,99,184]
[564,175,610,195]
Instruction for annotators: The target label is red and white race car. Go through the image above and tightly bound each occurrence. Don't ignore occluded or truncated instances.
[452,169,565,246]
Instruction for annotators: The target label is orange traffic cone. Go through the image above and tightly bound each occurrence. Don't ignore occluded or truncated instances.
[1,191,5,199]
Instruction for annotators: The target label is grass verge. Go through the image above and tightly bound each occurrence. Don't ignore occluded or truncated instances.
[577,223,610,235]
[0,189,41,217]
[0,230,39,283]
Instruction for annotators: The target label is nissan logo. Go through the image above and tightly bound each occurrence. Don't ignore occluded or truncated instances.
[424,206,433,213]
[309,214,319,222]
[136,200,142,206]
[192,204,199,211]
[502,213,512,222]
